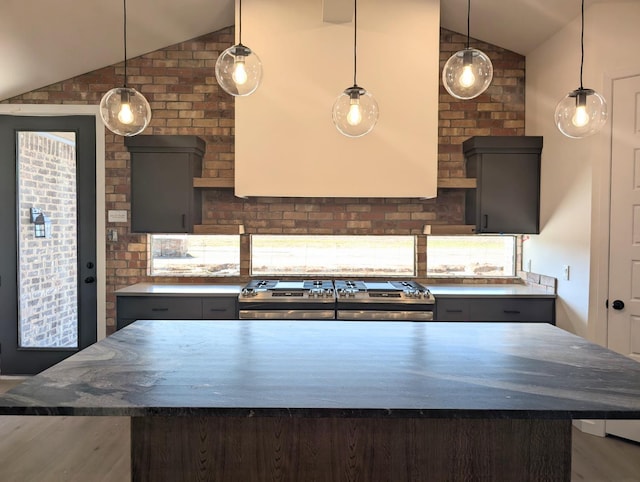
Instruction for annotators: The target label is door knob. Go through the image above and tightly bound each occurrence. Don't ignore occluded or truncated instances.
[612,299,625,310]
[84,276,96,284]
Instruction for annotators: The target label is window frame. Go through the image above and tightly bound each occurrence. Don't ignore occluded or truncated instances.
[426,235,518,278]
[249,234,417,277]
[147,234,241,277]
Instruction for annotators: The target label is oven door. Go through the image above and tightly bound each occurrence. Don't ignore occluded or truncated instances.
[336,310,434,321]
[239,309,335,320]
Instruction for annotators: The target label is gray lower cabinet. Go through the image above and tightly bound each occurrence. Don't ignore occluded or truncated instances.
[436,297,555,324]
[117,296,238,330]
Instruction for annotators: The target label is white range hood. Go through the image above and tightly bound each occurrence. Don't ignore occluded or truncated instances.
[235,0,440,198]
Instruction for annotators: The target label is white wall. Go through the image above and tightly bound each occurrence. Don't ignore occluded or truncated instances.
[235,0,440,198]
[525,1,640,340]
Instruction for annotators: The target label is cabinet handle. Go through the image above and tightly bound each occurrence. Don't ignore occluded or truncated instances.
[446,309,463,313]
[151,307,169,312]
[182,214,186,229]
[483,214,488,229]
[208,308,227,312]
[503,310,521,314]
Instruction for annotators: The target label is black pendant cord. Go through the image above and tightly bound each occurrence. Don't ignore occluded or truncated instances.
[579,0,584,90]
[465,0,471,49]
[238,0,243,45]
[353,0,358,86]
[123,0,128,88]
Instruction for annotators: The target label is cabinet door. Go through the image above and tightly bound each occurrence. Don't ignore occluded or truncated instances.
[436,299,470,321]
[131,152,197,233]
[202,298,238,319]
[435,297,555,324]
[117,296,203,330]
[468,298,555,323]
[477,153,540,234]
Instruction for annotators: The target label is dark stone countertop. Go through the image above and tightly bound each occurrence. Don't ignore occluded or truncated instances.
[1,321,639,419]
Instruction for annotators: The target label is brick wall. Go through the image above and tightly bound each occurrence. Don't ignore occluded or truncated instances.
[17,132,78,347]
[3,27,525,333]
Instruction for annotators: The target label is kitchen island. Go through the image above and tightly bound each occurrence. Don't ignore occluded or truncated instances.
[1,321,640,481]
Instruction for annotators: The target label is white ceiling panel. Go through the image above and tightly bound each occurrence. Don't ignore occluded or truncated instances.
[0,0,623,101]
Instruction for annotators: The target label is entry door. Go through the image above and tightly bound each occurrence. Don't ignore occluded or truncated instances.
[607,74,640,442]
[0,115,97,375]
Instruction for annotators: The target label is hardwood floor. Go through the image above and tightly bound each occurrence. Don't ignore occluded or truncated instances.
[1,378,640,481]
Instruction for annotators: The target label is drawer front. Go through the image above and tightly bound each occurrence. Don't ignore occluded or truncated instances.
[202,298,237,319]
[436,299,470,321]
[468,298,554,323]
[117,296,203,320]
[117,318,137,330]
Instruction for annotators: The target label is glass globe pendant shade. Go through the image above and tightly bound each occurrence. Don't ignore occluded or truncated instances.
[332,86,379,138]
[100,87,152,136]
[554,88,608,139]
[215,44,262,97]
[442,48,493,100]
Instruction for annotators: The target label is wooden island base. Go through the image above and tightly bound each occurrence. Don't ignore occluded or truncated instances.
[132,416,571,481]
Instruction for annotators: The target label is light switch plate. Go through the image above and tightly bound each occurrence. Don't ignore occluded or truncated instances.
[108,210,127,223]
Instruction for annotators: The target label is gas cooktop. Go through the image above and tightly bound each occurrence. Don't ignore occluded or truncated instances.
[334,280,434,304]
[239,280,335,300]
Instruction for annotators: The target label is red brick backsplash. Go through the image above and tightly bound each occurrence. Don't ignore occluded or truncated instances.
[3,27,525,332]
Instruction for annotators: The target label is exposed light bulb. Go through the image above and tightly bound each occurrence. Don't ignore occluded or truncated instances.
[332,86,379,137]
[347,99,362,126]
[572,105,589,127]
[459,64,476,88]
[232,58,248,85]
[554,88,607,139]
[117,102,134,124]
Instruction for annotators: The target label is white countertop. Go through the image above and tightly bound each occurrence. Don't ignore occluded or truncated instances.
[427,284,555,298]
[115,282,554,299]
[115,283,243,297]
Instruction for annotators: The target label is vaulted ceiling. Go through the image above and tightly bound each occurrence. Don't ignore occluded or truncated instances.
[0,0,619,101]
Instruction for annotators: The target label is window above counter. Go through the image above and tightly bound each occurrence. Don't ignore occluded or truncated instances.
[147,233,518,279]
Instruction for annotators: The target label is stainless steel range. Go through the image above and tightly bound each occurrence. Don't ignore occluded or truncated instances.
[334,280,435,321]
[239,280,336,320]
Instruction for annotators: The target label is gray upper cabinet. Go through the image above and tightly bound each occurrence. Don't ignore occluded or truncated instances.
[125,135,205,233]
[464,136,543,234]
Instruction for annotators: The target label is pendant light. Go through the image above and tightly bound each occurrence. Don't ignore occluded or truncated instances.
[215,0,262,97]
[554,0,607,139]
[332,0,379,138]
[100,0,152,137]
[442,0,493,100]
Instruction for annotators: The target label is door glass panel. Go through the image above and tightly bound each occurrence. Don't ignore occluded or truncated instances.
[17,131,78,348]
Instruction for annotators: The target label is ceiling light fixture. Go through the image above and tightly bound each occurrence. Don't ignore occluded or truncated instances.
[554,0,607,139]
[100,0,152,137]
[332,0,378,138]
[215,0,262,97]
[442,0,493,100]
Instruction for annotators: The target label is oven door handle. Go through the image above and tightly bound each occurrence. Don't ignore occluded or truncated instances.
[239,310,335,320]
[337,310,434,321]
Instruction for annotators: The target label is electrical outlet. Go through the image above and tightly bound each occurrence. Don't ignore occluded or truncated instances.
[527,259,532,272]
[563,265,570,281]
